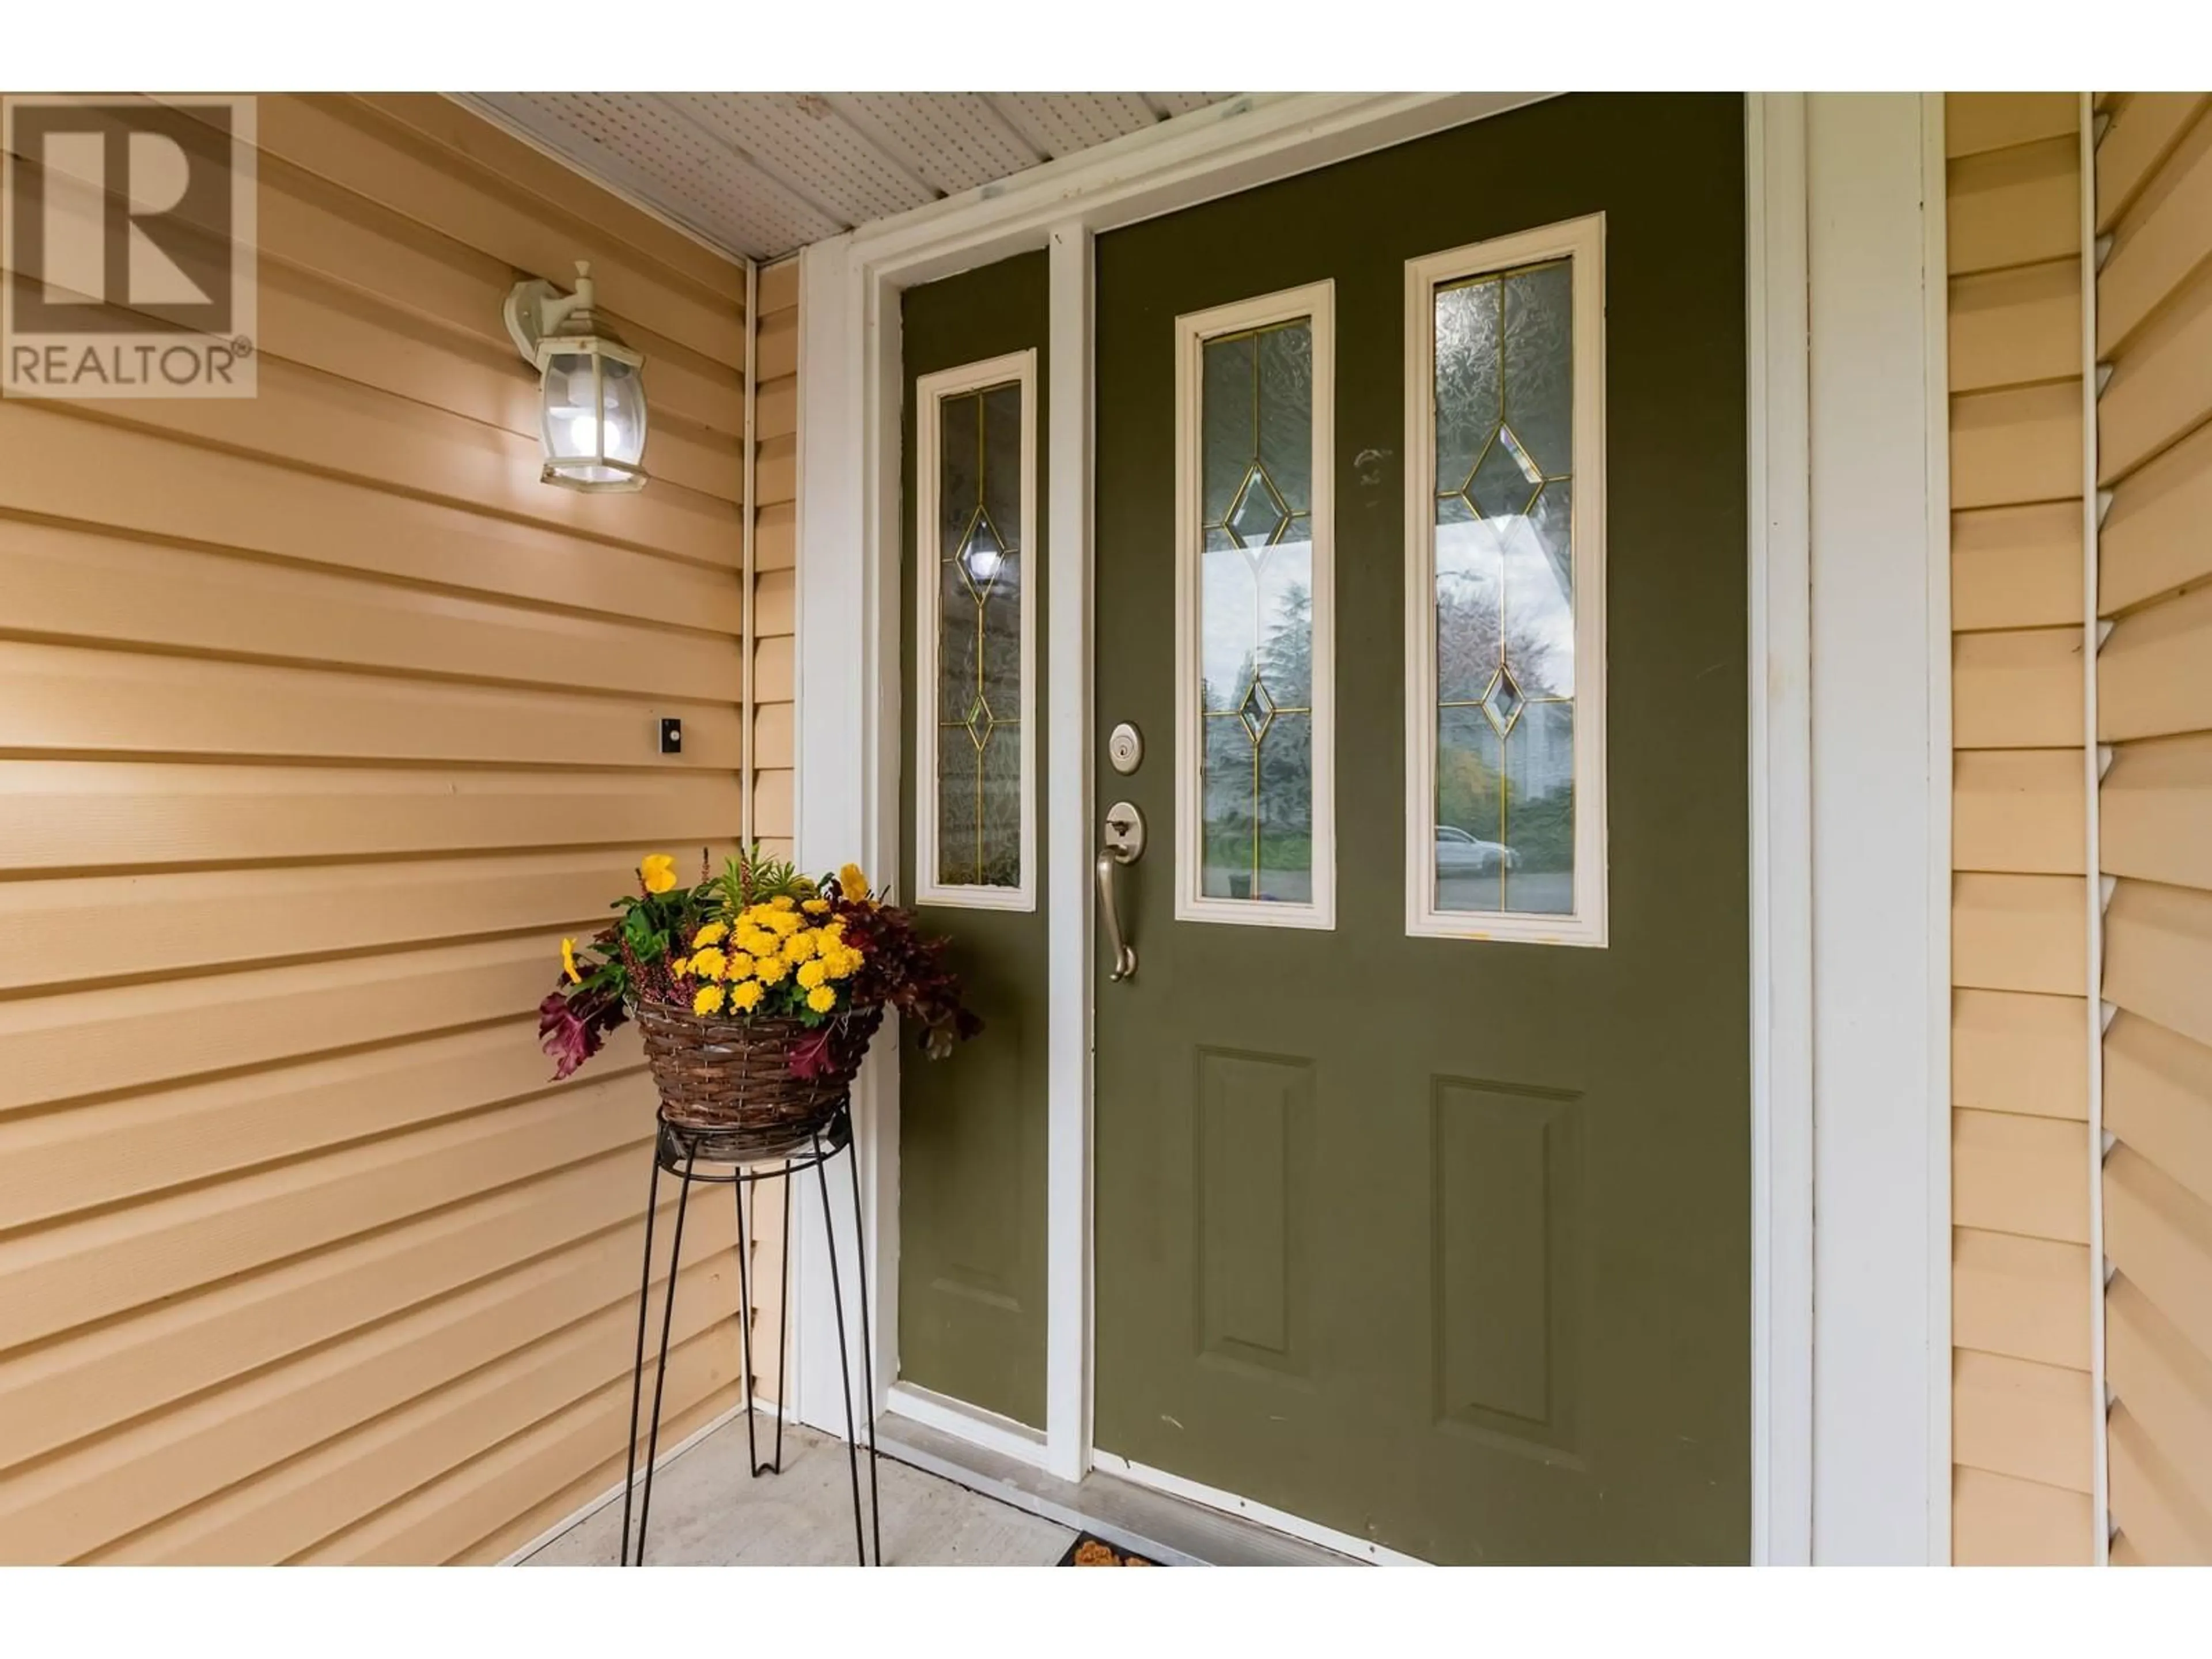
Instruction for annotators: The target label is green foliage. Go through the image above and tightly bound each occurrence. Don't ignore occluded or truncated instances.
[714,843,816,915]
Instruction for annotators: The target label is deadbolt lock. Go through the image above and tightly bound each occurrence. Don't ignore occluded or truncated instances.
[1107,722,1143,775]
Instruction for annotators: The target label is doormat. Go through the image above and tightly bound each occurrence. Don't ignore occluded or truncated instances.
[1056,1532,1160,1566]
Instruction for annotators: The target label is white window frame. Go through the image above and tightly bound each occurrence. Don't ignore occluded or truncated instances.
[912,347,1039,911]
[1403,213,1608,948]
[1172,281,1337,931]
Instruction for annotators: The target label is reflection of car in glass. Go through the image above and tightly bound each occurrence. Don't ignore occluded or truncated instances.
[1436,824,1518,874]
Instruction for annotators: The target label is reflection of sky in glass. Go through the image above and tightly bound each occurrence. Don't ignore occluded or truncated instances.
[1435,514,1574,697]
[1202,529,1313,705]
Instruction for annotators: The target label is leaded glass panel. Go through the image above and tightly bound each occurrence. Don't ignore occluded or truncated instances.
[1431,259,1575,916]
[1198,318,1316,905]
[935,381,1024,888]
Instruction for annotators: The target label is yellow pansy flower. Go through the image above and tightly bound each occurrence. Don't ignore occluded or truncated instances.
[796,959,828,990]
[838,863,869,898]
[560,937,582,983]
[690,946,728,980]
[729,979,764,1011]
[725,951,756,980]
[755,954,791,986]
[805,984,838,1014]
[693,983,726,1016]
[691,921,728,948]
[801,897,831,915]
[639,853,679,895]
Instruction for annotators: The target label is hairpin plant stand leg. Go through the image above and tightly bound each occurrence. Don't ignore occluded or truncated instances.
[732,1156,793,1479]
[619,1115,880,1567]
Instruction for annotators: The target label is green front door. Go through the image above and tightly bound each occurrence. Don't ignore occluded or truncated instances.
[1092,94,1751,1563]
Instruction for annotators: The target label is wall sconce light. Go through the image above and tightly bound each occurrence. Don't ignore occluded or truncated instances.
[504,261,648,493]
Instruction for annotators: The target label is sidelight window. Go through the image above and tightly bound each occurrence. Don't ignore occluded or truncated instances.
[915,351,1037,909]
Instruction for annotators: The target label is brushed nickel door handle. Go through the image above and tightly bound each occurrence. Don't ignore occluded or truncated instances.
[1097,800,1144,982]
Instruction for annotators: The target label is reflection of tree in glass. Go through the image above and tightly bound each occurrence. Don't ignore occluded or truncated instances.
[1200,579,1315,882]
[1437,585,1559,699]
[1435,586,1573,873]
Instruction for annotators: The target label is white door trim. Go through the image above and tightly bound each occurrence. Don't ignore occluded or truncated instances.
[1745,89,1816,1569]
[790,90,1915,1563]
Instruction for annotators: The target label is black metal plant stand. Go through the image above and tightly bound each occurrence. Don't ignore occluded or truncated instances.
[616,1104,881,1566]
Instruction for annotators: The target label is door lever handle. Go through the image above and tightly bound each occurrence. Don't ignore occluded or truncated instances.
[1097,800,1145,983]
[1096,850,1137,982]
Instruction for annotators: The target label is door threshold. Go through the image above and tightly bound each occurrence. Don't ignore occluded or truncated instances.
[873,1410,1365,1566]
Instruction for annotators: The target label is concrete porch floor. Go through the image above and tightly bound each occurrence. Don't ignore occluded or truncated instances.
[522,1416,1078,1567]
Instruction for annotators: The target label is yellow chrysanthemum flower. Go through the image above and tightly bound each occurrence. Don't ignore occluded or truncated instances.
[796,959,828,990]
[693,983,726,1016]
[782,931,817,964]
[771,894,797,912]
[801,897,831,915]
[805,984,838,1014]
[690,946,727,980]
[755,955,791,985]
[724,951,756,980]
[690,921,728,948]
[825,949,861,980]
[729,979,764,1011]
[669,955,692,979]
[838,862,869,898]
[560,937,582,984]
[766,910,803,937]
[640,853,679,895]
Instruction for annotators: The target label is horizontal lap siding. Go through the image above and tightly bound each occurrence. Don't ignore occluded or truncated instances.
[729,257,802,1431]
[2096,90,2212,1565]
[0,93,750,1563]
[1944,94,2097,1563]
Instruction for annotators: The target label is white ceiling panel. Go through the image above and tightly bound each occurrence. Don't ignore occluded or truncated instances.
[663,93,938,226]
[456,92,1237,264]
[468,91,846,260]
[985,92,1165,158]
[821,92,1047,198]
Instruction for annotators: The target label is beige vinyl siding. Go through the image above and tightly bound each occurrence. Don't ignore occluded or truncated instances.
[1944,93,2099,1565]
[2096,90,2212,1567]
[0,94,754,1563]
[753,257,800,857]
[730,255,802,1432]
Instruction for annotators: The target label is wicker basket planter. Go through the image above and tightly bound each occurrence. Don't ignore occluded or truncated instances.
[637,1001,884,1164]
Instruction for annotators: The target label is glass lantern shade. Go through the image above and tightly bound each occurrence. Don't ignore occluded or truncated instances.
[536,335,647,492]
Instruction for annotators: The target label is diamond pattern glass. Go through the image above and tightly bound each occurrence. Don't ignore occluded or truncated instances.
[1430,259,1575,916]
[1199,318,1316,904]
[935,381,1024,889]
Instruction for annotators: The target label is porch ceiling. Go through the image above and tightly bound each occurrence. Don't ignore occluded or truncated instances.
[452,92,1237,264]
